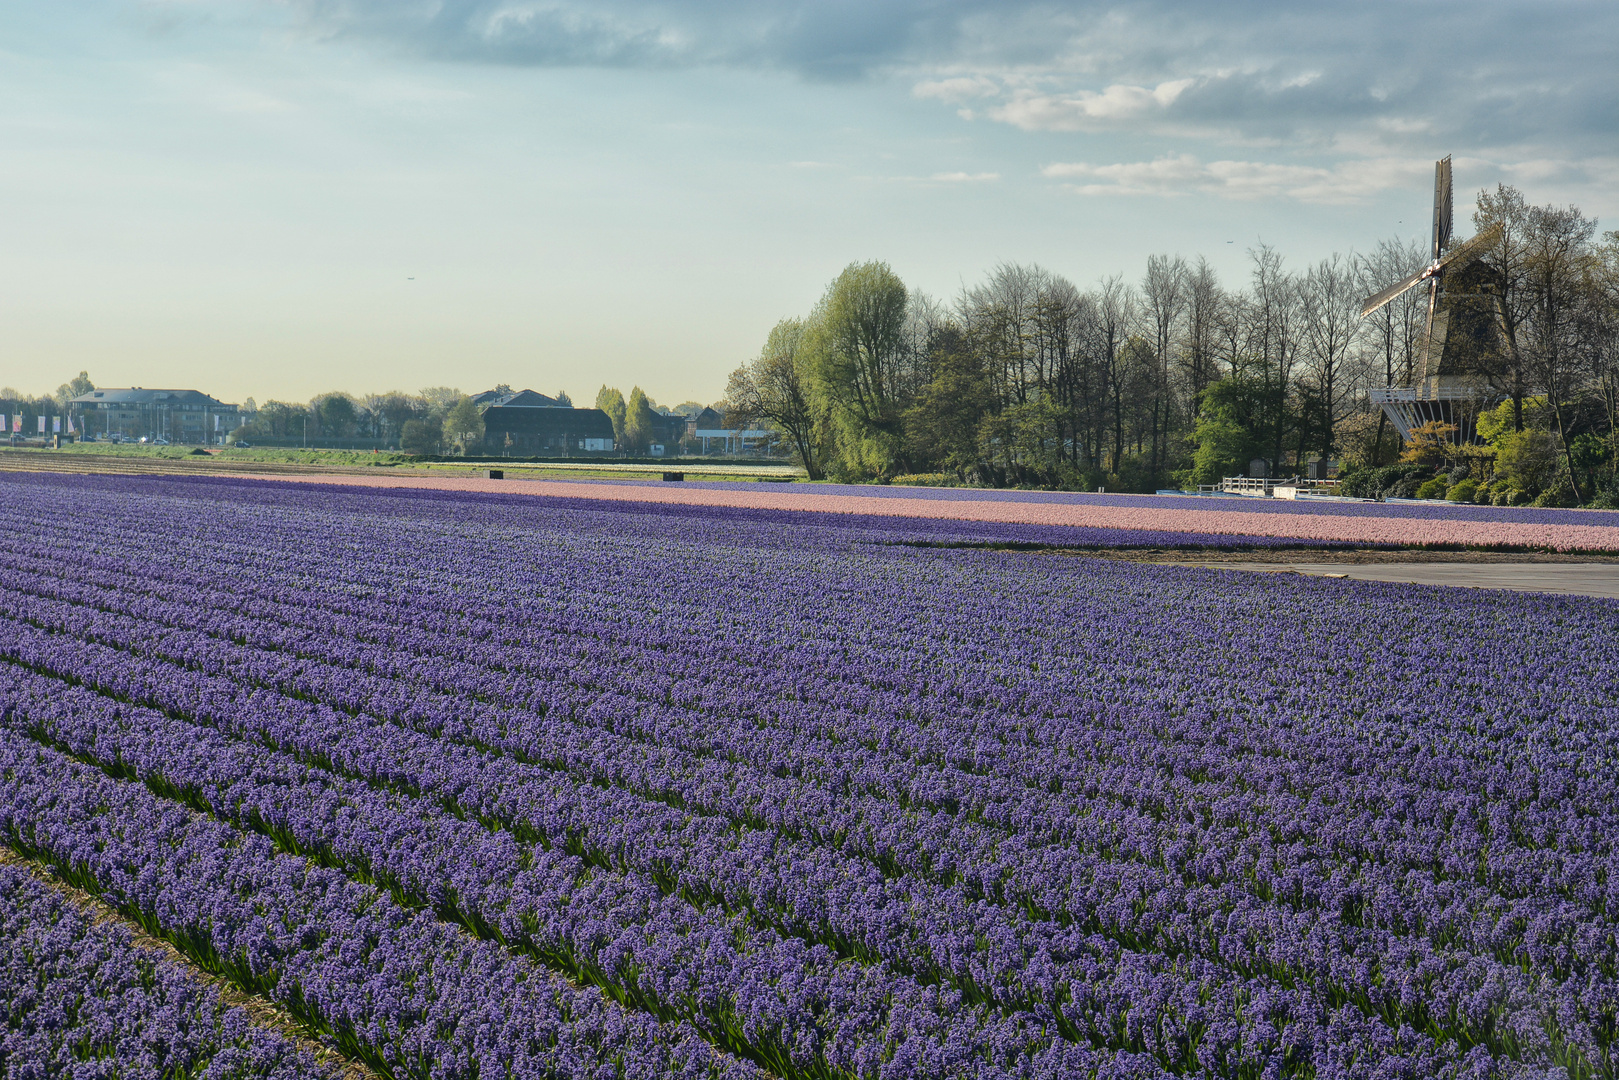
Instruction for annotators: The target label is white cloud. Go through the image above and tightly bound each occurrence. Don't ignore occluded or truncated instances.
[1041,154,1435,204]
[987,79,1194,131]
[930,171,998,182]
[911,75,998,103]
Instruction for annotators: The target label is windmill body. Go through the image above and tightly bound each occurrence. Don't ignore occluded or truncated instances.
[1363,156,1505,443]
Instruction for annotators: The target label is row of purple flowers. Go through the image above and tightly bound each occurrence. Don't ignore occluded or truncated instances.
[0,861,330,1079]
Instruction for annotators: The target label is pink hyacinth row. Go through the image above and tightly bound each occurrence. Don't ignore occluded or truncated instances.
[243,472,1619,552]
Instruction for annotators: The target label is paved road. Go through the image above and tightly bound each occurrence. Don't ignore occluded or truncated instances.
[1176,561,1619,599]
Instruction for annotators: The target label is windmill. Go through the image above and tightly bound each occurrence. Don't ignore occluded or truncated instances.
[1362,156,1503,442]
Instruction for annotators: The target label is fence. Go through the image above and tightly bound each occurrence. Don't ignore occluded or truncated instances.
[1200,477,1340,498]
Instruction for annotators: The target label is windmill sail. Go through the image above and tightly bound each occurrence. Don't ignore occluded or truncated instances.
[1360,263,1431,318]
[1432,155,1453,259]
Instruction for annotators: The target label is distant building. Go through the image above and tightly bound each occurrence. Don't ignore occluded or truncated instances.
[473,388,616,454]
[647,411,687,453]
[686,406,773,455]
[686,407,725,436]
[471,388,560,409]
[69,388,240,445]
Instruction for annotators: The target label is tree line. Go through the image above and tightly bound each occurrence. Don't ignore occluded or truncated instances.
[728,184,1619,504]
[0,372,96,430]
[235,386,565,454]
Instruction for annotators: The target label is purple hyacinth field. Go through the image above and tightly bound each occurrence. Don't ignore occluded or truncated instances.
[2,470,1617,1080]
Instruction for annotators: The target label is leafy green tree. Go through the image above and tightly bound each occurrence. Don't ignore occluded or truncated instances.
[804,261,910,476]
[595,386,627,449]
[419,387,463,416]
[399,416,442,457]
[902,329,994,470]
[442,396,485,455]
[374,392,420,441]
[246,400,308,439]
[1494,427,1562,495]
[1189,377,1269,485]
[554,390,573,407]
[311,393,358,438]
[624,387,656,453]
[55,371,94,406]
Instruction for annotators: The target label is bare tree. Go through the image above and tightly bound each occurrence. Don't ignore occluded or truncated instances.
[1300,252,1363,460]
[1521,203,1600,499]
[1141,254,1188,486]
[961,263,1048,406]
[1475,184,1538,429]
[1248,244,1300,469]
[1181,258,1224,412]
[1095,274,1135,471]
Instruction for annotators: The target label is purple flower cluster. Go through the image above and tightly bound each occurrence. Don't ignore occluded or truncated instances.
[0,470,1615,1080]
[0,861,331,1079]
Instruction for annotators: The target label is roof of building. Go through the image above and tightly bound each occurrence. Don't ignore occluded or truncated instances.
[472,388,561,409]
[481,405,615,438]
[70,388,235,408]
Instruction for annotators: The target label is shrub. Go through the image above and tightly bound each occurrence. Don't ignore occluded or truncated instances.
[1334,464,1378,499]
[1494,428,1561,496]
[1588,473,1619,510]
[1339,462,1427,500]
[1415,478,1449,499]
[1384,471,1432,500]
[1446,479,1478,502]
[1533,479,1578,508]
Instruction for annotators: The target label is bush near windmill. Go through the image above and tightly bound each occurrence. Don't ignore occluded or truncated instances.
[1336,397,1593,506]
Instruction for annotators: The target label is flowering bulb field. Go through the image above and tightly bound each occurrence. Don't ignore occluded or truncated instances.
[0,860,334,1077]
[231,471,1619,553]
[1,470,1617,1080]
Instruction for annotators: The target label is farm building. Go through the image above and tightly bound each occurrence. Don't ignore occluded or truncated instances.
[475,390,616,454]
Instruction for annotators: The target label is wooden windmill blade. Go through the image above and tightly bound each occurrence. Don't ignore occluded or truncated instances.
[1360,263,1432,318]
[1432,155,1453,260]
[1416,293,1450,385]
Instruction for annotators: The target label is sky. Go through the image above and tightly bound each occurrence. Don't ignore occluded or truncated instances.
[1,1,1615,406]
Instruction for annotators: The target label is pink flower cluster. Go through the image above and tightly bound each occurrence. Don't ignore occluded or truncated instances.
[242,473,1619,552]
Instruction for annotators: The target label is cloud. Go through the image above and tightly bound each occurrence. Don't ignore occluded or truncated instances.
[273,2,1618,155]
[988,79,1193,131]
[930,171,998,182]
[1041,154,1436,203]
[911,75,998,103]
[283,0,979,78]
